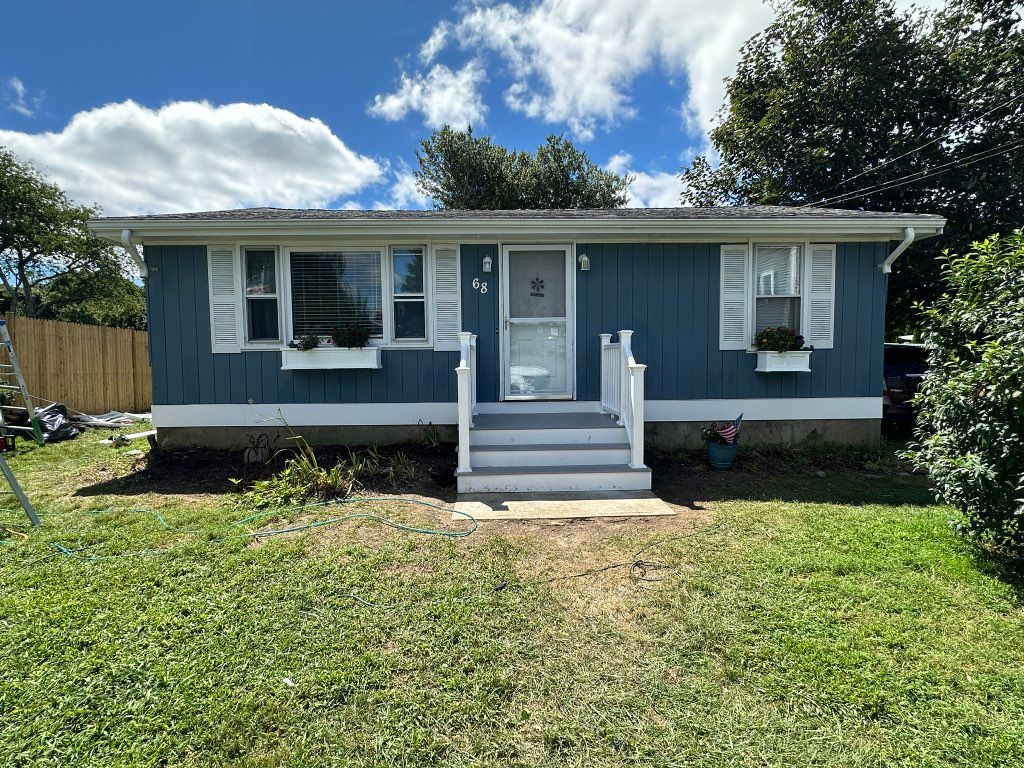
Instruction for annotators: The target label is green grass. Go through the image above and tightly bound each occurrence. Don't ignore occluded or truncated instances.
[1,433,1023,766]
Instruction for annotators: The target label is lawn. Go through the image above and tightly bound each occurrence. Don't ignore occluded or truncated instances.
[1,433,1023,767]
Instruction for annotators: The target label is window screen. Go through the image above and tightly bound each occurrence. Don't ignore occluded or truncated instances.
[244,248,279,342]
[755,244,802,333]
[289,251,383,338]
[392,247,426,340]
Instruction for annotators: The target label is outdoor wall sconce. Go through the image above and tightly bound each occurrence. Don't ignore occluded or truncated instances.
[578,253,591,271]
[482,255,493,273]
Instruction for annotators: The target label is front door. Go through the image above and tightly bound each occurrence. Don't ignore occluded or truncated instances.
[501,245,574,399]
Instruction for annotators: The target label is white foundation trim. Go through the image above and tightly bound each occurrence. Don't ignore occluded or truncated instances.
[152,397,880,429]
[153,403,459,428]
[643,397,881,421]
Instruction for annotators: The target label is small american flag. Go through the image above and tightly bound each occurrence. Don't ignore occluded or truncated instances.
[716,413,743,444]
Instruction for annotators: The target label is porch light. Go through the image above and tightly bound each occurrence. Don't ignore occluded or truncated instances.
[578,253,590,271]
[482,255,493,273]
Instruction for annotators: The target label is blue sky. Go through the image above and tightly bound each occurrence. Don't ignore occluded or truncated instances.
[0,0,782,214]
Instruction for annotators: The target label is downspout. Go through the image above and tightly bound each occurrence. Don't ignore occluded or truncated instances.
[879,227,915,274]
[120,228,147,278]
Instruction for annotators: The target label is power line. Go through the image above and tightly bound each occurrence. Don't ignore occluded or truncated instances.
[809,90,1024,202]
[812,136,1024,207]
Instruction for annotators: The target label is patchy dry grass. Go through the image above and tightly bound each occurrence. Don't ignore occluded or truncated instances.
[1,432,1023,767]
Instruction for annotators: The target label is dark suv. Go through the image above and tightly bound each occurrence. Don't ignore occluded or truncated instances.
[883,343,928,432]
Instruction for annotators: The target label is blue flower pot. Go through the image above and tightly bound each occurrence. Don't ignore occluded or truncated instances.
[706,440,738,470]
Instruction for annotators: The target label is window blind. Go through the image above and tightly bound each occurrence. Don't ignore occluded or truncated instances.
[289,251,383,337]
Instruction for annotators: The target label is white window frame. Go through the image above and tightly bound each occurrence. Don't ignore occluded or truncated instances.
[240,245,285,350]
[387,245,432,346]
[268,243,434,350]
[744,240,831,351]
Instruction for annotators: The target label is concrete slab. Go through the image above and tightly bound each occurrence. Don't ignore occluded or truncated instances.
[453,490,676,521]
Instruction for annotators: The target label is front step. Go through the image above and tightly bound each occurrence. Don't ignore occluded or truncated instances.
[471,442,631,468]
[459,409,651,494]
[469,412,625,446]
[457,464,652,494]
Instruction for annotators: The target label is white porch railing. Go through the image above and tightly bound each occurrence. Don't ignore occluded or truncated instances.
[456,331,478,473]
[599,330,646,469]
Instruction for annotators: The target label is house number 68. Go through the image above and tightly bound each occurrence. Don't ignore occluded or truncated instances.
[472,277,488,294]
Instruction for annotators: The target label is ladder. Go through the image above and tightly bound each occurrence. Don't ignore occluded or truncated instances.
[0,319,44,446]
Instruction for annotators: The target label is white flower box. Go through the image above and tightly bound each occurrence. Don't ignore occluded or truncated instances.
[281,347,382,370]
[755,350,812,373]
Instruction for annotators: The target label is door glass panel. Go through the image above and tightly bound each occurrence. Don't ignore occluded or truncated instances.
[509,321,568,396]
[508,250,566,318]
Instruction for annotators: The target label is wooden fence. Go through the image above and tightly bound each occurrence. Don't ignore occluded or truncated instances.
[2,314,151,414]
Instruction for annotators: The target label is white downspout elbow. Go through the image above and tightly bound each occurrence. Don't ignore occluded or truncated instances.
[880,226,915,274]
[120,229,147,278]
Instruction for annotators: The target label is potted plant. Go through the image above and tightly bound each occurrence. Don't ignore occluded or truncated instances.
[330,322,371,350]
[288,333,320,351]
[701,423,739,470]
[754,326,812,372]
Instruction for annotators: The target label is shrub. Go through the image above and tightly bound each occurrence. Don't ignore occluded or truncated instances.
[754,326,805,352]
[289,334,320,351]
[330,323,371,349]
[906,232,1024,554]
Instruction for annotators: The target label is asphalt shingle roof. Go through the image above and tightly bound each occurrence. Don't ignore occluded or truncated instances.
[99,206,943,222]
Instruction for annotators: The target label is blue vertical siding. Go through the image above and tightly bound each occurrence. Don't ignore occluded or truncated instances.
[146,246,459,406]
[575,242,887,401]
[147,241,886,408]
[459,243,501,402]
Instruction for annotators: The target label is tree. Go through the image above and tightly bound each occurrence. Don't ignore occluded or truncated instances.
[35,268,146,329]
[415,127,631,209]
[0,147,127,317]
[906,232,1024,555]
[681,0,1024,334]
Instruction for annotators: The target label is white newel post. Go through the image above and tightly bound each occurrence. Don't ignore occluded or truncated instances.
[617,330,633,427]
[628,362,646,469]
[599,333,612,412]
[456,332,474,474]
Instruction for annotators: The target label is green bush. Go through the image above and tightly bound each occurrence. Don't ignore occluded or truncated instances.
[754,326,805,352]
[906,232,1024,554]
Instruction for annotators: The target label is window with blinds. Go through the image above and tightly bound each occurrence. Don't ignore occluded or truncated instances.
[289,251,383,338]
[754,244,802,334]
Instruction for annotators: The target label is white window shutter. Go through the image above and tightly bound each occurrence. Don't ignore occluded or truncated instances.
[208,245,242,353]
[805,244,836,349]
[432,244,461,351]
[719,244,751,350]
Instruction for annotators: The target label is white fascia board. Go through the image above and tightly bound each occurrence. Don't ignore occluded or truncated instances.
[88,217,947,244]
[153,397,880,428]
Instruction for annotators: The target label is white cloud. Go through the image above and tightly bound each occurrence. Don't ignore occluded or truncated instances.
[368,62,487,129]
[373,169,433,210]
[6,76,43,117]
[0,100,384,215]
[606,152,683,208]
[434,0,775,140]
[419,22,450,64]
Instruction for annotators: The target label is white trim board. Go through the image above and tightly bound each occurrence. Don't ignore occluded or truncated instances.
[152,397,881,429]
[644,397,881,421]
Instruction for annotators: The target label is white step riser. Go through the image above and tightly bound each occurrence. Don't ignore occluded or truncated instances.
[470,427,626,446]
[458,471,651,494]
[471,447,632,468]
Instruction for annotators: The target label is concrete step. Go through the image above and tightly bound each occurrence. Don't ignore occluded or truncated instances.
[470,442,632,468]
[456,463,652,494]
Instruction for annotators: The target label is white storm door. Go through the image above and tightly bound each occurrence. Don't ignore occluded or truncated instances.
[501,246,574,400]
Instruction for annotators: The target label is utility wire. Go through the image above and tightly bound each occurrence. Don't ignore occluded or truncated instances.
[812,136,1024,207]
[810,90,1024,202]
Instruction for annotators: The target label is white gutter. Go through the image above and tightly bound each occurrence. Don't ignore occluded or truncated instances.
[120,229,147,278]
[880,226,915,274]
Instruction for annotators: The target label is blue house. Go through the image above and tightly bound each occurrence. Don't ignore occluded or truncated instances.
[89,207,944,493]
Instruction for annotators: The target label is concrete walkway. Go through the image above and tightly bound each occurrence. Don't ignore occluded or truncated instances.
[453,490,676,521]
